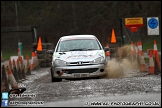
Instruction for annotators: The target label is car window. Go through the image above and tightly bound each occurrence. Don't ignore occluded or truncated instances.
[56,39,102,52]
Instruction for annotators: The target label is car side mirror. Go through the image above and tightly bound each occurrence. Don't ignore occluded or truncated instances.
[104,47,109,52]
[47,50,54,55]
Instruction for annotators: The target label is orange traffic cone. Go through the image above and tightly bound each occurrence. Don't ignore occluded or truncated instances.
[130,43,136,55]
[111,29,116,43]
[138,49,147,72]
[130,43,136,61]
[7,66,21,94]
[12,59,19,82]
[25,55,31,75]
[154,51,161,72]
[105,43,110,62]
[37,37,42,51]
[17,58,22,82]
[8,59,13,72]
[153,40,158,55]
[153,40,161,72]
[20,56,26,80]
[148,50,154,74]
[30,52,35,70]
[7,66,18,89]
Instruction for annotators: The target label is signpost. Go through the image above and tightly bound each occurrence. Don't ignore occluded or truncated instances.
[147,17,159,35]
[125,17,143,32]
[124,17,144,44]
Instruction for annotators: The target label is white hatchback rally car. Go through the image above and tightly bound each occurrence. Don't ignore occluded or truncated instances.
[49,35,107,82]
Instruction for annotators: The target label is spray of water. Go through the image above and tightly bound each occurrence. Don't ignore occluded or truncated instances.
[104,44,140,79]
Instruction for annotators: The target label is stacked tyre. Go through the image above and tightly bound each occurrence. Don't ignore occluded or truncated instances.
[33,43,53,68]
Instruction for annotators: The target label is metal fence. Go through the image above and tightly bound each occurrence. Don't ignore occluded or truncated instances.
[1,26,37,59]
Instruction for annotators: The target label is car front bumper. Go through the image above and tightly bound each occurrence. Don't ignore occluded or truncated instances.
[51,64,107,79]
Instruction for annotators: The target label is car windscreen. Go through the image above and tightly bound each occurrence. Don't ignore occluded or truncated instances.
[56,39,102,52]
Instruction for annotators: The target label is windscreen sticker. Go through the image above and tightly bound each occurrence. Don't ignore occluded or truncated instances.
[71,51,87,55]
[66,55,93,60]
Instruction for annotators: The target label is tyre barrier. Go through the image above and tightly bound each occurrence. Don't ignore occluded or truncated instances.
[38,59,46,68]
[33,43,54,50]
[33,43,54,68]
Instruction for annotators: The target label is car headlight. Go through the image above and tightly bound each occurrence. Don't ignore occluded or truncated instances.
[90,56,104,64]
[54,59,67,66]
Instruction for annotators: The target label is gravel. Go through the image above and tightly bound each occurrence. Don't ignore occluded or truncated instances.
[9,67,161,104]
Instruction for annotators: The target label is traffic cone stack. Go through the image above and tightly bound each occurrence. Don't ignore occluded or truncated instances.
[1,65,9,92]
[12,59,19,82]
[7,66,20,94]
[105,43,110,62]
[30,52,35,70]
[25,55,31,75]
[148,50,154,74]
[17,58,22,82]
[153,40,161,72]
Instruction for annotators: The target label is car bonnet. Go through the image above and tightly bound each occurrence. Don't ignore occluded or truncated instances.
[53,50,105,62]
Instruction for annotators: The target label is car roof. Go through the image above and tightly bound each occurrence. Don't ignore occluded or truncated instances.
[60,35,96,41]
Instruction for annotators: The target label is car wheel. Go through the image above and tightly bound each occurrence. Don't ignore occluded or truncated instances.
[51,67,62,82]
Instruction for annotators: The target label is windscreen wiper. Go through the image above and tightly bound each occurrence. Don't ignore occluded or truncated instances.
[86,49,97,50]
[59,51,66,55]
[70,48,97,51]
[70,48,87,51]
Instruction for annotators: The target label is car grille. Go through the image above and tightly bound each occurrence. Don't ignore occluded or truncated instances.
[69,61,90,65]
[64,68,98,74]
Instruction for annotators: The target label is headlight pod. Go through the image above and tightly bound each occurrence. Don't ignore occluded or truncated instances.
[54,59,67,66]
[91,56,104,64]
